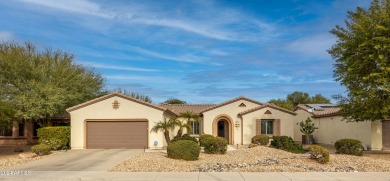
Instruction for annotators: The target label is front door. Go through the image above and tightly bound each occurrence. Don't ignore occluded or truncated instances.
[217,119,229,141]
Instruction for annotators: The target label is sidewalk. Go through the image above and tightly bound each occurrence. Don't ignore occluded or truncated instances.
[0,171,389,181]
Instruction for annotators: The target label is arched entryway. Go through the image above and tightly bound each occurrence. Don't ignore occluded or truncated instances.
[212,115,233,144]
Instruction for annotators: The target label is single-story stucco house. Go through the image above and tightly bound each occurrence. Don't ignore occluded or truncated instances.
[66,92,297,149]
[294,104,388,151]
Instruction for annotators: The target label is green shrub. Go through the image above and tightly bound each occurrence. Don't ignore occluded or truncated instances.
[31,144,51,156]
[251,134,270,145]
[334,139,364,156]
[199,134,214,146]
[171,134,198,144]
[271,136,305,153]
[167,140,200,161]
[37,126,70,150]
[309,145,330,164]
[204,137,228,154]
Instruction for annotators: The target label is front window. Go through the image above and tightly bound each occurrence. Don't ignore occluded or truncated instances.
[261,119,273,135]
[190,121,199,135]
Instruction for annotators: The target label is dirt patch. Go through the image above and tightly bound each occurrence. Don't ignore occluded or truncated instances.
[0,146,57,169]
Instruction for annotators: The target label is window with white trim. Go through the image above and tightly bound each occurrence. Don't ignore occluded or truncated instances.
[261,119,273,135]
[190,121,199,135]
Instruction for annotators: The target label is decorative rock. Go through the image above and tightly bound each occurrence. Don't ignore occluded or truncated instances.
[248,144,258,148]
[18,153,37,159]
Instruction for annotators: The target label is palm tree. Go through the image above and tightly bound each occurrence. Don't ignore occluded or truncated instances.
[150,118,176,145]
[179,111,200,136]
[175,120,192,139]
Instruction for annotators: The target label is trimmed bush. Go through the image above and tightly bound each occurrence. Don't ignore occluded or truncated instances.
[37,126,70,150]
[31,144,51,156]
[251,134,270,145]
[334,139,364,156]
[167,140,200,161]
[204,137,228,154]
[271,136,305,153]
[309,145,330,164]
[199,134,214,146]
[171,134,199,144]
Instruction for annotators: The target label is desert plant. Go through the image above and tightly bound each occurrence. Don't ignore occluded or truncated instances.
[204,137,228,154]
[271,136,305,153]
[199,134,214,146]
[174,120,192,140]
[171,134,198,144]
[37,126,70,150]
[31,144,51,156]
[167,140,200,161]
[309,145,330,164]
[299,117,318,144]
[150,118,177,145]
[251,134,270,145]
[334,139,364,156]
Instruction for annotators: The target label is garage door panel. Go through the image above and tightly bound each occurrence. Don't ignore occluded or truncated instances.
[87,121,148,149]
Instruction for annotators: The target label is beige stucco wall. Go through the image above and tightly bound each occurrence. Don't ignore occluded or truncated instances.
[69,96,167,149]
[294,109,383,150]
[202,100,261,145]
[241,107,296,145]
[371,120,382,150]
[315,116,371,147]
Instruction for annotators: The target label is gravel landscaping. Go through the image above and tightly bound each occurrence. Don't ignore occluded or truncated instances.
[0,146,58,169]
[110,145,390,172]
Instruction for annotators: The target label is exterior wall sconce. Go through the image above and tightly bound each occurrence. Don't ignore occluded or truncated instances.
[235,120,240,128]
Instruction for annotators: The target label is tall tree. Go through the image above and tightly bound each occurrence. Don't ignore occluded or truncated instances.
[0,42,104,125]
[112,88,152,103]
[162,98,187,104]
[328,0,390,121]
[268,92,331,110]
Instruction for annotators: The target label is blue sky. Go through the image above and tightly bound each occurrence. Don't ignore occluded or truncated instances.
[0,0,370,104]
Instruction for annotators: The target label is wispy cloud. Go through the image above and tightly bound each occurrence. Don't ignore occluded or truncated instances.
[18,0,112,18]
[285,34,336,59]
[106,75,180,84]
[128,45,203,63]
[0,31,13,41]
[79,61,159,72]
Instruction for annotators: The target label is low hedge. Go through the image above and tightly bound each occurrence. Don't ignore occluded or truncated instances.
[271,136,305,153]
[167,140,200,161]
[199,134,214,146]
[204,137,228,154]
[171,134,198,144]
[37,126,70,150]
[309,145,330,164]
[32,144,51,156]
[334,139,364,156]
[251,134,270,145]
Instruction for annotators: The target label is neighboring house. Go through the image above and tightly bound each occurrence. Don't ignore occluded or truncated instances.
[66,92,296,149]
[294,104,387,151]
[0,115,70,145]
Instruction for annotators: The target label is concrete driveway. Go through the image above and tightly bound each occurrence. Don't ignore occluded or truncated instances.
[8,149,143,171]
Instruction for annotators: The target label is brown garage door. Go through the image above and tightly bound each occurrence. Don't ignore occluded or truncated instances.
[383,120,390,150]
[86,121,148,149]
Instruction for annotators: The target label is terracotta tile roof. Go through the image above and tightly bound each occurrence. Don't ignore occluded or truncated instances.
[159,104,215,115]
[200,96,264,113]
[294,104,341,118]
[66,92,178,116]
[238,103,297,116]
